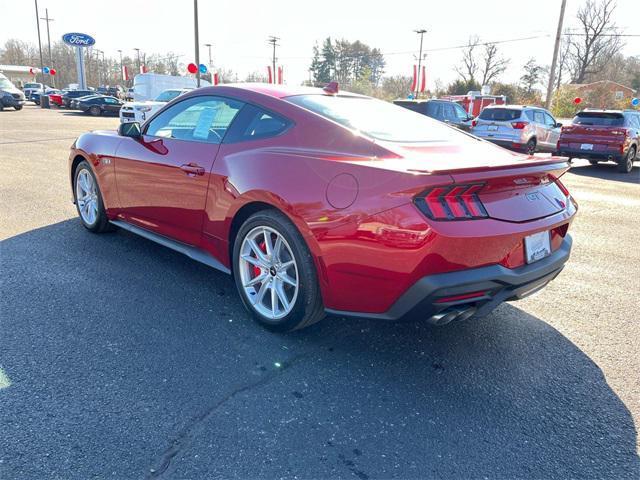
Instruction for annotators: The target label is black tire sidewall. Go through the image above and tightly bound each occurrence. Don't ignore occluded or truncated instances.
[73,161,108,232]
[90,106,101,116]
[526,139,536,155]
[232,210,323,332]
[619,147,635,173]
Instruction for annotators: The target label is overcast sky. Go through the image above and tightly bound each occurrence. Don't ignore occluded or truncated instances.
[3,0,639,88]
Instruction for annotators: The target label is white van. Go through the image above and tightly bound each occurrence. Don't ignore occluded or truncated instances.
[132,73,209,102]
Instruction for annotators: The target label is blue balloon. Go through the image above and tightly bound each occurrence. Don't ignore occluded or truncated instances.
[198,63,208,74]
[632,97,639,107]
[42,66,50,74]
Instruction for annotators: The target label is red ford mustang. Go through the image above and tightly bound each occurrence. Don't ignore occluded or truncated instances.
[68,83,577,331]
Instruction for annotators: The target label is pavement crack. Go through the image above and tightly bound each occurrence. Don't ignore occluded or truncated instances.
[145,353,308,479]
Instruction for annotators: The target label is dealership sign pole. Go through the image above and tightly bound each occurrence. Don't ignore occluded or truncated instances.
[62,32,95,90]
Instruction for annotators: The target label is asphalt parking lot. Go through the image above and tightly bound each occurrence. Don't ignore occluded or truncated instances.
[1,104,639,479]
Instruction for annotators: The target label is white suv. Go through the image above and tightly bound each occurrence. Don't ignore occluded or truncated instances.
[119,88,191,124]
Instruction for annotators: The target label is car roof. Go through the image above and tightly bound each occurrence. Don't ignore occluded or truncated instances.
[191,83,368,100]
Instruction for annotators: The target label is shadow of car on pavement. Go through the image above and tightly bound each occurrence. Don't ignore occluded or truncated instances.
[1,219,638,479]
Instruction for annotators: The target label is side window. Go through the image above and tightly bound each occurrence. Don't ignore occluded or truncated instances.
[105,98,118,104]
[424,102,440,118]
[533,111,546,124]
[145,96,244,144]
[224,104,291,143]
[525,110,536,121]
[454,104,469,121]
[626,114,640,129]
[442,103,457,121]
[543,112,556,126]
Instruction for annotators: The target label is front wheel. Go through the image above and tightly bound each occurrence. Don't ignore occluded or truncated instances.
[618,146,636,174]
[233,210,325,332]
[589,160,599,165]
[73,161,112,232]
[89,105,101,116]
[525,138,537,155]
[14,105,22,111]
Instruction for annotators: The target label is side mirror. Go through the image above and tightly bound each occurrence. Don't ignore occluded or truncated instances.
[118,122,141,139]
[555,122,563,128]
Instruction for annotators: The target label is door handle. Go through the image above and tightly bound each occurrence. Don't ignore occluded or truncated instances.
[180,163,205,176]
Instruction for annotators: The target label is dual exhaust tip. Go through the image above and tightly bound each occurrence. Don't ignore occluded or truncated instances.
[427,306,478,326]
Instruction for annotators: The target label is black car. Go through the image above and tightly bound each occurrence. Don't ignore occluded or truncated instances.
[97,86,124,98]
[77,95,123,116]
[61,90,95,108]
[393,99,474,131]
[0,76,25,111]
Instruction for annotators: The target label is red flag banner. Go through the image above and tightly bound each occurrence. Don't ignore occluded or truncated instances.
[122,65,129,81]
[213,72,219,85]
[140,64,148,74]
[420,66,426,93]
[277,66,283,85]
[267,66,273,84]
[410,65,417,92]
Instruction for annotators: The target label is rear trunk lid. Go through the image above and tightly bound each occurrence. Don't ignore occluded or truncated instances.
[472,107,524,141]
[374,137,570,223]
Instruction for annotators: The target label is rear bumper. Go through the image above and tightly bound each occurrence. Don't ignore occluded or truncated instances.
[558,149,623,161]
[326,235,572,323]
[485,138,527,151]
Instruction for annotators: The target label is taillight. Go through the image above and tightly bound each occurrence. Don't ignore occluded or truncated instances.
[471,119,478,127]
[414,184,488,221]
[511,121,529,129]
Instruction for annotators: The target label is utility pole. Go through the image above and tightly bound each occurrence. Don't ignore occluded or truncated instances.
[117,49,124,85]
[34,0,46,104]
[39,8,54,87]
[193,0,200,87]
[268,36,279,84]
[95,49,103,86]
[545,0,567,109]
[204,43,212,82]
[414,29,427,99]
[134,48,140,74]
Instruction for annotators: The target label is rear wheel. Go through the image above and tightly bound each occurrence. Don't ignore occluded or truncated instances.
[89,105,101,116]
[525,138,536,155]
[233,210,324,332]
[589,159,599,165]
[73,161,112,232]
[618,146,636,174]
[14,105,22,111]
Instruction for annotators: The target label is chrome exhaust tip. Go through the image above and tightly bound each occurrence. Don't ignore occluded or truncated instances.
[427,306,478,326]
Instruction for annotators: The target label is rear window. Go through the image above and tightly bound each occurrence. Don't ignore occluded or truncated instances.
[572,112,624,126]
[479,108,521,121]
[287,95,462,143]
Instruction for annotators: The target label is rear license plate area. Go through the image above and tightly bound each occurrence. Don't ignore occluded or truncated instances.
[524,231,551,264]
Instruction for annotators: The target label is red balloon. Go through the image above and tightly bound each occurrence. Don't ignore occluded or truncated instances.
[49,68,56,76]
[574,97,582,104]
[187,63,198,74]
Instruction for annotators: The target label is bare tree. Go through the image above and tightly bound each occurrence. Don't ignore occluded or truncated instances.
[568,0,623,83]
[455,36,480,83]
[555,39,571,90]
[480,43,509,85]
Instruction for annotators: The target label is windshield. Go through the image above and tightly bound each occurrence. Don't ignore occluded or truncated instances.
[0,78,14,89]
[572,112,624,126]
[155,90,182,102]
[286,94,462,143]
[24,83,41,89]
[479,108,521,121]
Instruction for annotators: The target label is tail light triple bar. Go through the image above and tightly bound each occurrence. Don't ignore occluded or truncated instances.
[414,184,488,221]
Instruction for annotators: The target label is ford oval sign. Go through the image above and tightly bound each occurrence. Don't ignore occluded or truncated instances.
[62,33,95,47]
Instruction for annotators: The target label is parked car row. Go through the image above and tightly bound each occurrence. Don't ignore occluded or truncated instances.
[395,97,638,174]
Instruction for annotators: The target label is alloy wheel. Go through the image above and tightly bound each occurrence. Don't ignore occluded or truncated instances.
[238,226,299,320]
[76,169,99,225]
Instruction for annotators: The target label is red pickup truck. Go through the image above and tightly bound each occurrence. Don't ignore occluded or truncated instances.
[557,110,640,173]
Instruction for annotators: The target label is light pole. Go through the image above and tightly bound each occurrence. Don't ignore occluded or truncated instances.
[95,49,103,86]
[39,8,54,88]
[193,0,200,87]
[34,0,46,102]
[414,29,427,99]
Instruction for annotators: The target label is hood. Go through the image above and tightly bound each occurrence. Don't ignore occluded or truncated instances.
[123,100,164,109]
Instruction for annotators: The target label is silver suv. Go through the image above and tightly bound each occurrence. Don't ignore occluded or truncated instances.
[470,105,562,155]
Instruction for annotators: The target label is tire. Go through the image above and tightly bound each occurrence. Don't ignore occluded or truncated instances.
[14,105,22,111]
[89,106,101,116]
[525,138,537,155]
[73,161,112,233]
[589,159,599,165]
[232,210,325,332]
[617,146,636,174]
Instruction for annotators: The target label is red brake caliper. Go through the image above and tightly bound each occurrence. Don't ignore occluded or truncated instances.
[253,241,266,277]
